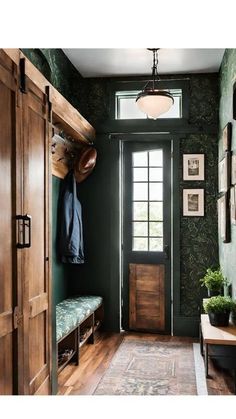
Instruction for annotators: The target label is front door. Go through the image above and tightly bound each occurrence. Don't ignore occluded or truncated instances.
[122,139,171,334]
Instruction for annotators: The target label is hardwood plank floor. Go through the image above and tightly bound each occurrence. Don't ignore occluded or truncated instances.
[58,332,123,395]
[57,331,235,395]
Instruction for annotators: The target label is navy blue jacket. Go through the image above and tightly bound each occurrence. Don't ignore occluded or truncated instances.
[58,170,84,264]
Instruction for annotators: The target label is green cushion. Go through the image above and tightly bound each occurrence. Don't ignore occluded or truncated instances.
[56,295,103,342]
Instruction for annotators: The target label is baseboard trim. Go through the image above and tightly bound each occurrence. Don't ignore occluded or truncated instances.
[193,343,208,395]
[173,315,200,337]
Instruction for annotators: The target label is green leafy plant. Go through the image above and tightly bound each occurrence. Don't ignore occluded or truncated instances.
[200,268,227,292]
[203,296,234,314]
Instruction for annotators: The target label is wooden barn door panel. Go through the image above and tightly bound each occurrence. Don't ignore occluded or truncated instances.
[129,263,165,331]
[21,76,51,395]
[0,51,20,395]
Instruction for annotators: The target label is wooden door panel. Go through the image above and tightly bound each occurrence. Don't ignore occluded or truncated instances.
[0,80,13,316]
[136,316,163,330]
[27,107,45,300]
[129,263,165,332]
[136,278,160,293]
[136,292,160,311]
[0,312,13,338]
[34,376,50,395]
[0,53,18,395]
[22,76,51,395]
[29,313,46,381]
[0,334,13,394]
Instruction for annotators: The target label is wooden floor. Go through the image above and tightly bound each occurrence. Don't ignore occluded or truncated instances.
[58,331,235,395]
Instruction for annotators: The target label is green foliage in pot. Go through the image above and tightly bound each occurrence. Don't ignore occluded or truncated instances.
[200,268,227,292]
[203,296,234,314]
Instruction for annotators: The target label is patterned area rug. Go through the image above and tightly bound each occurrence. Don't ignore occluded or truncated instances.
[94,339,203,395]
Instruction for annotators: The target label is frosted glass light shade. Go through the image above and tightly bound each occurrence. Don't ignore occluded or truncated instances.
[136,90,174,119]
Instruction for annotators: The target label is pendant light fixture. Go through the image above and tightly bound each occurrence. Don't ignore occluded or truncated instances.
[136,48,174,119]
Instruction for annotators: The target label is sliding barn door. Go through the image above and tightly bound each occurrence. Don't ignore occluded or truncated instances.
[21,76,51,395]
[0,51,21,395]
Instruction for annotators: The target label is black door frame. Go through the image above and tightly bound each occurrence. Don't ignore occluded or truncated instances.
[122,137,172,333]
[117,133,181,335]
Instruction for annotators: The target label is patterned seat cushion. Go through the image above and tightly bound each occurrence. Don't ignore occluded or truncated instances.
[56,295,103,342]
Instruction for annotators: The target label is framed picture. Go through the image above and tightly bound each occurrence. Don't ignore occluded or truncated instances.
[233,82,236,120]
[183,154,204,181]
[183,189,204,216]
[222,122,232,152]
[218,193,230,243]
[231,153,236,185]
[230,186,236,225]
[219,152,230,193]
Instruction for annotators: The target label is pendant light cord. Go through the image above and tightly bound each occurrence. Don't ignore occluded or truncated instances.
[152,49,160,90]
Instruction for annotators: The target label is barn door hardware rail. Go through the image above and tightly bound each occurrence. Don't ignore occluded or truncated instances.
[19,58,27,93]
[16,214,32,248]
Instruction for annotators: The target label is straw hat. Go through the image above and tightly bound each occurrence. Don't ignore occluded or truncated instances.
[74,146,97,183]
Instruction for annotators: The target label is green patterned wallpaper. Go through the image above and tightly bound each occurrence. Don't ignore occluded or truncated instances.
[22,48,88,117]
[180,134,219,316]
[219,49,236,299]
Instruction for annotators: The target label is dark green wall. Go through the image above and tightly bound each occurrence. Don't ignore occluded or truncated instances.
[219,49,236,299]
[52,176,68,304]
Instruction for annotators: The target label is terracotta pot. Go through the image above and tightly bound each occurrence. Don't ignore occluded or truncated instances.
[208,311,230,327]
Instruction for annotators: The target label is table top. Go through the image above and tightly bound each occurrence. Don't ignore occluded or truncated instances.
[201,314,236,345]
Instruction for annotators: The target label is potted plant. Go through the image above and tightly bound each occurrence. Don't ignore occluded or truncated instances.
[200,268,227,297]
[231,300,236,326]
[203,295,234,327]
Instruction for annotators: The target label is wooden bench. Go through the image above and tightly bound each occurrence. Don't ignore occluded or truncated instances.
[56,295,104,373]
[200,314,236,393]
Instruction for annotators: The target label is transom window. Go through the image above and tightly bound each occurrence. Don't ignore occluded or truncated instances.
[132,149,163,252]
[116,89,182,120]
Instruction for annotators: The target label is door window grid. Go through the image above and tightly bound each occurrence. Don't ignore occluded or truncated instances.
[132,150,164,251]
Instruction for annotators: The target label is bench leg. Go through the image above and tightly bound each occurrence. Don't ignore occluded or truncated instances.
[200,323,203,356]
[88,313,95,344]
[234,369,236,395]
[205,343,209,378]
[75,327,80,366]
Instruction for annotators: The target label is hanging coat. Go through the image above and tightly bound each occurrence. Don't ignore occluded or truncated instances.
[58,170,84,264]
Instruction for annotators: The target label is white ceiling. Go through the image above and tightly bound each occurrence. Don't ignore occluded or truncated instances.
[63,48,225,78]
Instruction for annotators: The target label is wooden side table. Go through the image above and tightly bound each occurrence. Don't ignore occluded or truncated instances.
[200,314,236,394]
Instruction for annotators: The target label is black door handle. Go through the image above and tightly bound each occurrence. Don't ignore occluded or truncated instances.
[164,244,169,259]
[16,214,32,248]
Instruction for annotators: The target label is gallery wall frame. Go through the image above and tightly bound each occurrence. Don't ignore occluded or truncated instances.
[218,192,231,243]
[233,82,236,120]
[230,186,236,225]
[231,153,236,185]
[222,122,232,152]
[183,153,205,181]
[183,188,204,217]
[219,152,230,193]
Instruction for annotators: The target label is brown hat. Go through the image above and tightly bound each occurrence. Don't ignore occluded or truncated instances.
[74,146,97,183]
